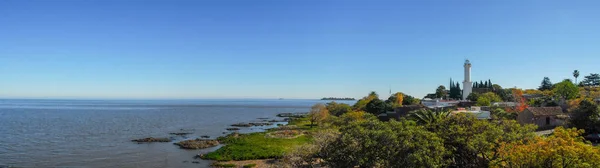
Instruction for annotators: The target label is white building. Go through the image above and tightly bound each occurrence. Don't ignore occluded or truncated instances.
[462,60,473,100]
[421,98,460,108]
[452,107,491,120]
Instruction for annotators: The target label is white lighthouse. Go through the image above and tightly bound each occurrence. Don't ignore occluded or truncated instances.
[462,60,473,100]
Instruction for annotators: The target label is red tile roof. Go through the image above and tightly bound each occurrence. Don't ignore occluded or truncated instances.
[525,107,563,116]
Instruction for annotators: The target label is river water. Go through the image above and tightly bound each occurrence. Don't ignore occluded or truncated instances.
[0,99,355,168]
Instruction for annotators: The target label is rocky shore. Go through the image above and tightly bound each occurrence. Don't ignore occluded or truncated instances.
[130,113,296,166]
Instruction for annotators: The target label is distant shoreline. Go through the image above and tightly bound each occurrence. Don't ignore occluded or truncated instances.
[320,97,356,100]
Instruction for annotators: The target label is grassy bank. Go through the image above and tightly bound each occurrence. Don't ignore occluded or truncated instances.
[203,117,313,161]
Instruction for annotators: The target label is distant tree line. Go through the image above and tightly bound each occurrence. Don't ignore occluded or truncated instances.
[320,97,355,100]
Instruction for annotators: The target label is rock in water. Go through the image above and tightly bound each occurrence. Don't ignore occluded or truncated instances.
[174,139,219,149]
[131,137,171,143]
[169,132,192,136]
[230,123,252,127]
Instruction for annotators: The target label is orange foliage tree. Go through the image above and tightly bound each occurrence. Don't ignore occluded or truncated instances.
[507,89,528,112]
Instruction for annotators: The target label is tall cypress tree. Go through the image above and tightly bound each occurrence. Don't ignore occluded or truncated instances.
[456,82,461,99]
[449,79,455,99]
[488,79,493,89]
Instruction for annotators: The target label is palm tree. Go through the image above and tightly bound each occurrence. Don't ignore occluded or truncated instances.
[408,109,451,125]
[574,70,580,84]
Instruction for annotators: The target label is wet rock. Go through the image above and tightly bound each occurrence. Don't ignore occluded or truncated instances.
[231,123,252,127]
[226,128,240,131]
[192,161,200,164]
[277,112,308,118]
[200,135,210,138]
[169,132,192,136]
[174,139,219,149]
[257,117,270,120]
[249,122,273,126]
[183,161,189,163]
[131,137,171,143]
[268,119,285,122]
[194,154,204,159]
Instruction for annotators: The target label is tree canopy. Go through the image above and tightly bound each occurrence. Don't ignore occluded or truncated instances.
[476,92,502,106]
[553,79,580,100]
[574,70,580,84]
[325,101,352,116]
[538,77,553,91]
[582,73,600,87]
[569,99,600,134]
[494,127,600,168]
[308,103,329,128]
[365,98,386,115]
[435,85,447,99]
[449,79,462,100]
[352,91,379,111]
[408,109,450,125]
[320,120,447,168]
[385,92,404,108]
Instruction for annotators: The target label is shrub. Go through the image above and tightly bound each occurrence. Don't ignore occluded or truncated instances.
[242,163,257,168]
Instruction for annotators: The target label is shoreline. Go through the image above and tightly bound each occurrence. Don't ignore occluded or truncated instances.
[129,112,308,167]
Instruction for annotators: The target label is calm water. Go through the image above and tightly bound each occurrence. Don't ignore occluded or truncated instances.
[0,99,355,168]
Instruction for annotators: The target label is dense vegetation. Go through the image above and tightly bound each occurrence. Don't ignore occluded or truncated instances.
[207,69,600,168]
[203,119,312,161]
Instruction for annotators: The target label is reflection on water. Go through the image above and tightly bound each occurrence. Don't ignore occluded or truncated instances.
[0,99,355,168]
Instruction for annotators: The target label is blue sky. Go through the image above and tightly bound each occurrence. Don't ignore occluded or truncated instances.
[1,0,599,99]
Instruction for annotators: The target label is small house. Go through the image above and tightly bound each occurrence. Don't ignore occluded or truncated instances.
[378,105,427,121]
[517,107,566,130]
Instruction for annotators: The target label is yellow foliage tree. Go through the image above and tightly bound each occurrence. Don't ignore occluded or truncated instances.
[524,89,543,95]
[394,92,403,107]
[492,127,600,168]
[309,103,330,128]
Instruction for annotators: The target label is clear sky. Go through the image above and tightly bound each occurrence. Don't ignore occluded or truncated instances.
[1,0,599,99]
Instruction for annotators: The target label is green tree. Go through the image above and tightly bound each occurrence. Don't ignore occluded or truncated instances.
[402,94,420,105]
[385,92,405,108]
[569,99,600,134]
[466,92,480,102]
[582,73,600,87]
[490,107,517,120]
[538,77,553,91]
[428,114,537,168]
[552,79,580,100]
[408,109,450,125]
[476,92,502,106]
[435,85,447,99]
[365,98,386,115]
[325,101,352,116]
[574,70,580,84]
[352,91,379,111]
[321,120,447,167]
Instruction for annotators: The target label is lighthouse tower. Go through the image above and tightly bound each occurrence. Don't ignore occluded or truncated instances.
[462,60,473,100]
